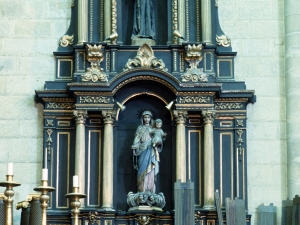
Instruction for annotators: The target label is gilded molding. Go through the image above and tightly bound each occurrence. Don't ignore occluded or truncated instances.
[179,96,210,104]
[178,91,215,96]
[74,91,113,97]
[173,110,188,124]
[180,51,184,72]
[216,35,231,47]
[46,129,53,157]
[106,51,110,72]
[111,0,117,44]
[79,96,110,104]
[47,102,75,110]
[182,44,208,83]
[172,0,178,44]
[185,0,189,41]
[101,110,116,124]
[100,0,104,41]
[123,44,167,72]
[89,0,93,42]
[82,44,108,82]
[237,129,244,155]
[59,35,74,47]
[215,98,248,102]
[73,110,88,124]
[215,103,243,110]
[202,110,216,124]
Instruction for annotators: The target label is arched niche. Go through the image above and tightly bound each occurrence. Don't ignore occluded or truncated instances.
[119,0,169,45]
[113,80,176,211]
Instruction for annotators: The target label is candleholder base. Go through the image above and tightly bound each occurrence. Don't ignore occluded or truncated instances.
[65,190,86,225]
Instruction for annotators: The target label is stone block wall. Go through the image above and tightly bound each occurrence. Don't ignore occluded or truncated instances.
[0,0,73,223]
[219,0,286,224]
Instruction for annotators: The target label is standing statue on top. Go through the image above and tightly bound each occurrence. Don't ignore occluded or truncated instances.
[127,110,166,211]
[132,0,156,45]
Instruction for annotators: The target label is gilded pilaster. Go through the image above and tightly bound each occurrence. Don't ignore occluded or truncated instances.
[101,110,116,210]
[202,110,216,209]
[73,110,88,198]
[201,0,212,43]
[78,0,88,44]
[173,110,188,182]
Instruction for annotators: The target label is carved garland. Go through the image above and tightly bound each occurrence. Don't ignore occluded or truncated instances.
[79,96,110,104]
[178,96,210,104]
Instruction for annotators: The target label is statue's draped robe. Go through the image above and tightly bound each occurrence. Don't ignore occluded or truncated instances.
[133,124,159,193]
[132,0,156,40]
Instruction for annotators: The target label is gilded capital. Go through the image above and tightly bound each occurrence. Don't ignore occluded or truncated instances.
[202,110,216,124]
[173,110,188,124]
[73,110,88,124]
[101,110,117,124]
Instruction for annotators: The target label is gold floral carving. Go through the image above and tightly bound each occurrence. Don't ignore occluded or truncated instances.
[173,110,188,124]
[124,43,167,71]
[101,110,116,124]
[182,44,208,83]
[82,44,108,82]
[79,96,110,104]
[46,129,53,157]
[47,102,75,109]
[179,96,210,104]
[111,0,117,44]
[172,0,178,44]
[216,35,231,47]
[59,35,74,47]
[215,103,243,110]
[237,120,244,127]
[237,129,244,155]
[202,110,216,124]
[135,215,153,225]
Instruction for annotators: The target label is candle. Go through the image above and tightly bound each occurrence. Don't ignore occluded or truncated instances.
[42,168,48,180]
[73,175,79,187]
[7,163,13,175]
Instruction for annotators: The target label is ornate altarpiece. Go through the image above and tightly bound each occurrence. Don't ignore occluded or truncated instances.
[35,0,255,224]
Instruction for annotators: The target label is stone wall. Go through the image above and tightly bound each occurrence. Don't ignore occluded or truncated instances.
[219,0,286,224]
[0,0,73,223]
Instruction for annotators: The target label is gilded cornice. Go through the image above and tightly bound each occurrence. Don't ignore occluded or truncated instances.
[74,92,113,96]
[42,98,74,102]
[177,91,215,96]
[215,98,248,102]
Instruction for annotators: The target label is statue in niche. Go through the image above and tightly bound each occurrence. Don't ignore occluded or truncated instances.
[127,111,167,210]
[132,111,166,193]
[132,0,156,45]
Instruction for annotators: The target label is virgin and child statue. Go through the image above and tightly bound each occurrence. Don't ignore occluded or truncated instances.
[132,0,156,43]
[131,111,166,193]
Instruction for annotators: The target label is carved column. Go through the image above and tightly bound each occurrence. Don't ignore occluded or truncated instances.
[202,110,216,209]
[201,0,212,43]
[104,0,112,39]
[173,110,188,182]
[101,110,116,210]
[73,110,88,198]
[77,0,88,44]
[178,0,186,43]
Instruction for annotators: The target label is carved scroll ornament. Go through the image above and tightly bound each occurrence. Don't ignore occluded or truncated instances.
[216,35,231,47]
[82,44,108,82]
[181,44,208,82]
[124,43,167,71]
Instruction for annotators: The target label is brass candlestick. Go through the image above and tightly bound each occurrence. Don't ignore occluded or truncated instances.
[0,175,21,225]
[34,180,55,225]
[65,187,86,225]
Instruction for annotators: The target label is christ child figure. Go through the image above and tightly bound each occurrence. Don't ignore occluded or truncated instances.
[152,119,167,149]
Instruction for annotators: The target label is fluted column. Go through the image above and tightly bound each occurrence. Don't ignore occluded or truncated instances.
[101,110,116,210]
[285,0,300,199]
[201,0,212,43]
[173,110,188,182]
[202,110,216,209]
[78,0,88,44]
[73,110,88,198]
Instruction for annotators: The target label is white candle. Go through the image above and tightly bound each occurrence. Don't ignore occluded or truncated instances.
[73,175,79,187]
[42,168,48,180]
[7,163,13,175]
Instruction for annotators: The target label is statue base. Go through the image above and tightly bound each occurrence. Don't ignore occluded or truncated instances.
[131,38,156,46]
[128,205,163,212]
